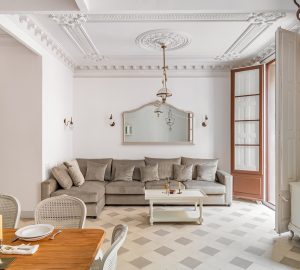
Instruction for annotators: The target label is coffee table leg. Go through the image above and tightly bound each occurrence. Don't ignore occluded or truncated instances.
[150,201,154,225]
[198,200,203,225]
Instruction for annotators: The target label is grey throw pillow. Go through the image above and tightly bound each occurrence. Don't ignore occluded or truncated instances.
[64,160,85,187]
[196,164,217,181]
[173,164,193,181]
[113,164,135,181]
[85,161,107,181]
[51,164,73,189]
[141,164,160,182]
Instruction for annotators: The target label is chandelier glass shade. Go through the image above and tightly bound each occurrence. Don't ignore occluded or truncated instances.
[156,44,172,103]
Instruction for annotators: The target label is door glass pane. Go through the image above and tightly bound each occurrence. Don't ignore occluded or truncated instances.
[235,69,260,96]
[235,146,259,171]
[235,122,259,145]
[235,96,259,120]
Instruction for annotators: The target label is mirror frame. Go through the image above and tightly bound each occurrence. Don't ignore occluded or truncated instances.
[122,100,194,145]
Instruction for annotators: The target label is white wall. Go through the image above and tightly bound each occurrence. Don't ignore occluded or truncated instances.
[74,77,231,171]
[42,55,74,179]
[0,37,42,212]
[0,17,74,214]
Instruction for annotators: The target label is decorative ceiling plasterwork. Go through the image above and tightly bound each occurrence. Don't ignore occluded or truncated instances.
[49,14,104,63]
[135,29,191,51]
[16,15,76,69]
[244,22,300,66]
[10,11,289,75]
[87,12,280,23]
[215,11,285,61]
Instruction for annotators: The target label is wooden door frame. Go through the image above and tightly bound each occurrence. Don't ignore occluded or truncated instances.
[231,65,264,200]
[265,59,276,205]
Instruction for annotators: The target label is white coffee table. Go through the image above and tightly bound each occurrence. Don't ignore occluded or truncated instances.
[144,189,207,225]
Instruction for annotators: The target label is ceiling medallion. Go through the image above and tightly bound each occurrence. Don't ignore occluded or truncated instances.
[135,29,191,51]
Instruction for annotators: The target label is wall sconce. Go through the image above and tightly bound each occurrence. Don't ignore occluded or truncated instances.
[64,117,74,128]
[201,115,208,127]
[109,114,115,127]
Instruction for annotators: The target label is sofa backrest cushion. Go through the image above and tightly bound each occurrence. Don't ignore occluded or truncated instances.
[145,157,181,180]
[181,157,218,180]
[112,159,145,181]
[77,158,113,181]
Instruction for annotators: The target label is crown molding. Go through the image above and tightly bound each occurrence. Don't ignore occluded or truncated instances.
[87,12,279,23]
[74,63,232,78]
[16,15,76,69]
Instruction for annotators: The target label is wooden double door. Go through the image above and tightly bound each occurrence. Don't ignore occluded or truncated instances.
[231,65,264,200]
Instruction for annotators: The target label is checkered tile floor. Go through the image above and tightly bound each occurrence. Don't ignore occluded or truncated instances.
[20,200,300,269]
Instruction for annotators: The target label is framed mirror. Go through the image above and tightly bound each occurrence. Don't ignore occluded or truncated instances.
[123,101,193,144]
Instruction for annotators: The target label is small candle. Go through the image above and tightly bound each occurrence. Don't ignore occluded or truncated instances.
[0,215,2,244]
[179,182,182,190]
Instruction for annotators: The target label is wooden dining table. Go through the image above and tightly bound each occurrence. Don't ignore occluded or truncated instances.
[1,228,105,270]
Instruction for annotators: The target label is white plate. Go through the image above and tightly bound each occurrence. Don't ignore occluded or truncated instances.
[20,232,52,242]
[16,224,54,239]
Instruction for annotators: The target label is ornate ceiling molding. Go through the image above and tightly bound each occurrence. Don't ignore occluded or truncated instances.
[135,29,191,51]
[74,63,231,78]
[239,22,300,66]
[17,15,76,69]
[50,14,104,63]
[49,14,87,26]
[215,11,285,61]
[87,13,256,23]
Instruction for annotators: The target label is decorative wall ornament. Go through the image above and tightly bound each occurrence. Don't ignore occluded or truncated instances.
[64,117,74,128]
[50,14,105,63]
[135,29,191,51]
[109,114,115,127]
[17,15,76,69]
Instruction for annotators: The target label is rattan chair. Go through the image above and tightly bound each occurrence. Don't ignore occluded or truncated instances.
[0,194,21,229]
[91,224,128,270]
[35,195,86,229]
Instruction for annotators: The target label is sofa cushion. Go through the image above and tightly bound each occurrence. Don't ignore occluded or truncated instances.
[183,180,225,195]
[65,160,85,187]
[105,181,145,195]
[112,159,145,181]
[141,164,159,182]
[145,180,179,190]
[77,158,112,180]
[113,164,135,181]
[173,164,193,181]
[85,161,107,181]
[51,181,106,203]
[197,164,218,182]
[145,157,181,179]
[51,164,73,190]
[181,157,218,180]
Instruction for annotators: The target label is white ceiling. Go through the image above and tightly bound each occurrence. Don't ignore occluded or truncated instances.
[1,0,300,74]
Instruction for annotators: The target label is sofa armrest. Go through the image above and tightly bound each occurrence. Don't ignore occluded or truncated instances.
[41,178,59,200]
[216,170,233,206]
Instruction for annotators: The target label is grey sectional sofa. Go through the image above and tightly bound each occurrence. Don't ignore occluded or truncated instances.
[41,157,233,217]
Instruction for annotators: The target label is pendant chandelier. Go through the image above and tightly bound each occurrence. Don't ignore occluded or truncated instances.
[156,44,172,103]
[295,0,300,20]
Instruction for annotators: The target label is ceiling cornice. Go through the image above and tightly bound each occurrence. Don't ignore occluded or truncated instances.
[74,63,232,78]
[16,15,76,69]
[87,12,281,22]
